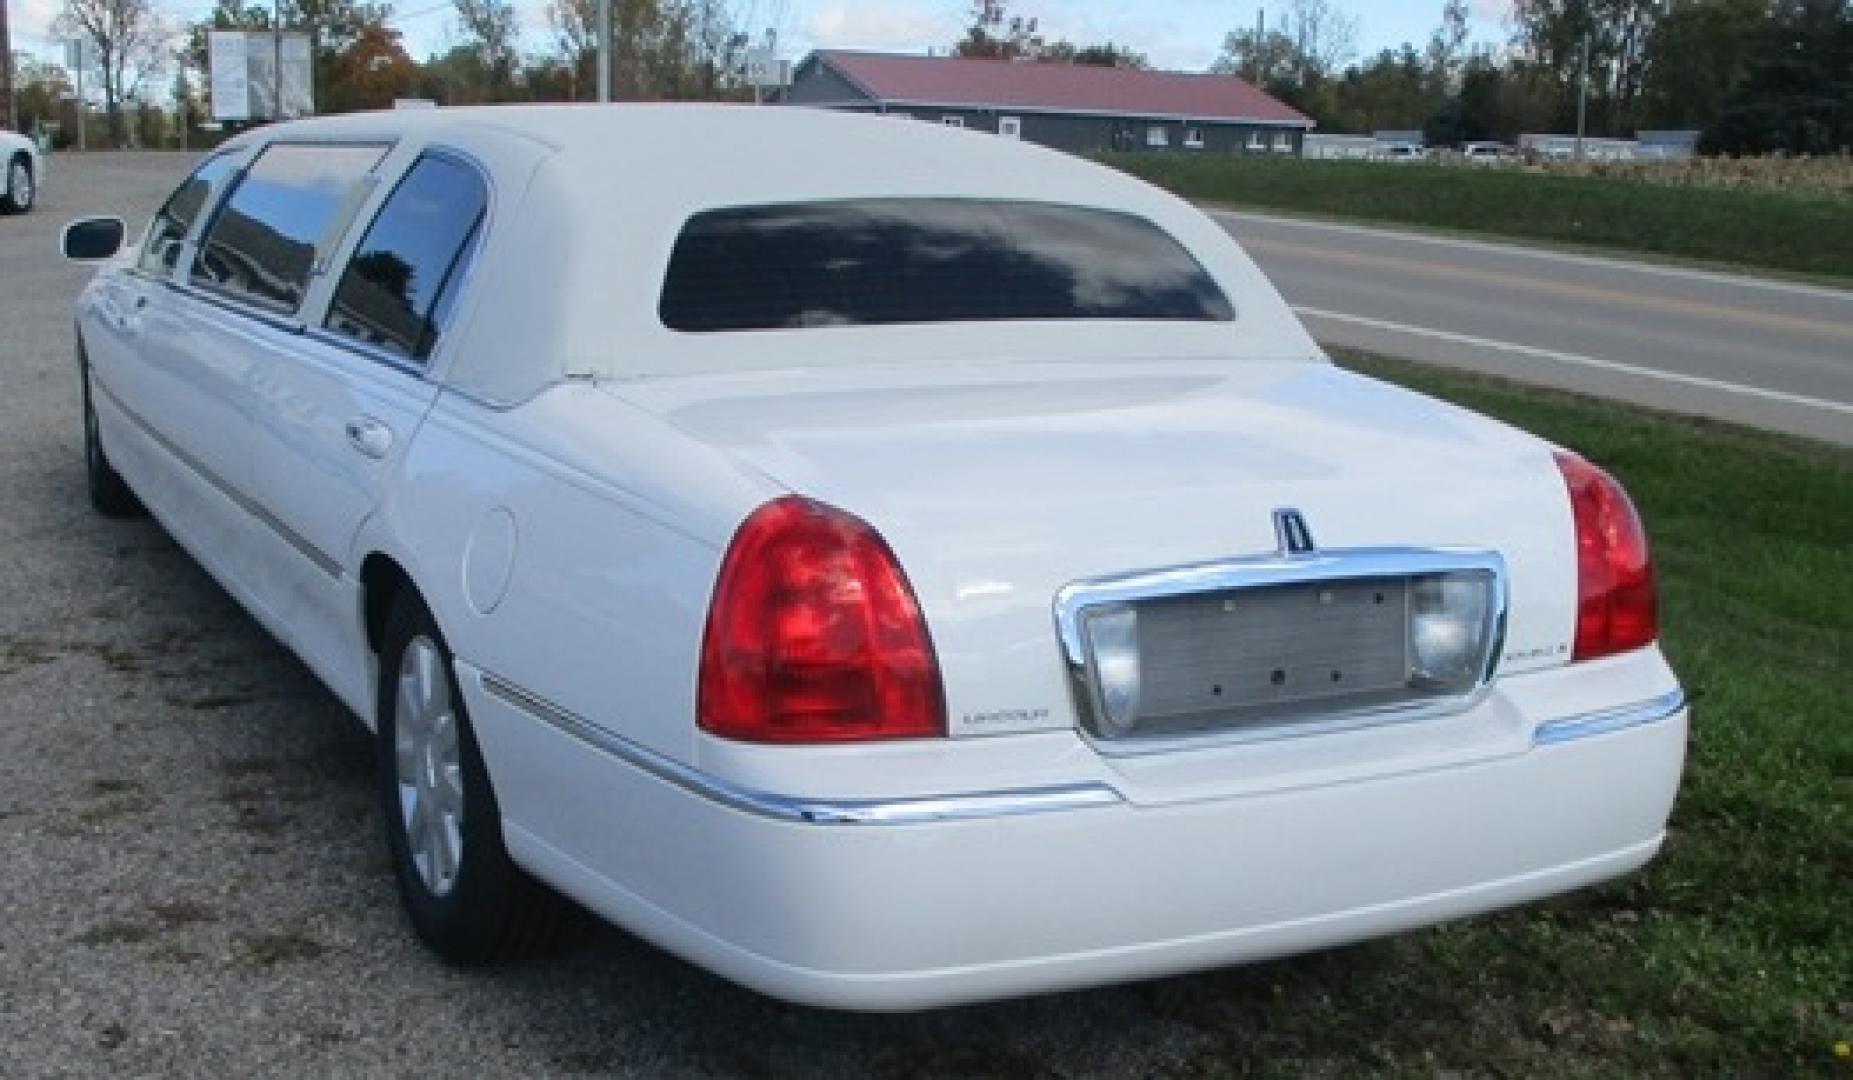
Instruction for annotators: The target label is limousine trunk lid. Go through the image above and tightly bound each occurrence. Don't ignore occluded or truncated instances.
[605,357,1579,740]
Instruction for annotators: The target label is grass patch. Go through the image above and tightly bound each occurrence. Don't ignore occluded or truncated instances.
[1272,351,1852,1074]
[1099,153,1853,280]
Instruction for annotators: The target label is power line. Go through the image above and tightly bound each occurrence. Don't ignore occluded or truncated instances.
[389,0,453,24]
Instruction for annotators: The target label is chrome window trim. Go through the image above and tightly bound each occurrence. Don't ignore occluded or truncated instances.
[477,673,1124,826]
[1053,547,1509,756]
[1532,688,1685,746]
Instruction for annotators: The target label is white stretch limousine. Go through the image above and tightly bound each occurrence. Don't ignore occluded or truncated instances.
[63,105,1686,1010]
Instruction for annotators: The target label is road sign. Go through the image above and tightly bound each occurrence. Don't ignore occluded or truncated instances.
[744,48,787,88]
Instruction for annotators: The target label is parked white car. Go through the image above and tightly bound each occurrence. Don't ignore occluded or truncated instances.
[1462,141,1519,164]
[2,129,44,214]
[63,105,1685,1011]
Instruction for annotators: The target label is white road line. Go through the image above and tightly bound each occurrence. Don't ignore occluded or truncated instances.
[1296,306,1853,417]
[1213,209,1853,303]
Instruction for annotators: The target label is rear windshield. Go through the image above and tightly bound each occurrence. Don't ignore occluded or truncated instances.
[659,199,1234,333]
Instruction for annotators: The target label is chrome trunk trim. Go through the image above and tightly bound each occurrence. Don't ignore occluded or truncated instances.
[1054,547,1509,755]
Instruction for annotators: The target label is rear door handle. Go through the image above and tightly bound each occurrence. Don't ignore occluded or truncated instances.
[344,416,394,459]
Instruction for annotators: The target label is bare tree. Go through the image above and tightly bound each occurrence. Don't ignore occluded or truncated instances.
[1212,0,1356,84]
[1284,0,1358,80]
[452,0,519,95]
[1426,0,1472,92]
[545,0,597,96]
[55,0,174,146]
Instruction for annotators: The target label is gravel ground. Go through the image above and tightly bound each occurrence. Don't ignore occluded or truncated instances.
[0,150,1318,1079]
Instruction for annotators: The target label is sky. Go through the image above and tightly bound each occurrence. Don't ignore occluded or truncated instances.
[11,0,1514,81]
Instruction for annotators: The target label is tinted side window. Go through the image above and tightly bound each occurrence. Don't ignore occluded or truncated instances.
[660,199,1235,333]
[138,154,239,276]
[192,144,386,314]
[324,155,487,362]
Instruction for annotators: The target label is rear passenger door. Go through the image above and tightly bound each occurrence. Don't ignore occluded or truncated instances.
[246,150,489,697]
[167,141,390,603]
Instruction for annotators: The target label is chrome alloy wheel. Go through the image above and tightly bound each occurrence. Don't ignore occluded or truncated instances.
[394,636,465,897]
[7,159,32,210]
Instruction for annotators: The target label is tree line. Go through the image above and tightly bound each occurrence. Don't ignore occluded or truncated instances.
[1209,0,1851,154]
[8,0,1849,155]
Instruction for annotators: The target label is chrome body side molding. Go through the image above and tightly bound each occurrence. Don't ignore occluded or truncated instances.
[477,673,1125,826]
[95,377,344,579]
[1532,688,1687,746]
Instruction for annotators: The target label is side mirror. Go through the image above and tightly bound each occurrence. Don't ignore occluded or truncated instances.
[62,217,126,262]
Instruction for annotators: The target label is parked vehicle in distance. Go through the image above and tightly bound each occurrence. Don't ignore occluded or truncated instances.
[1378,140,1426,163]
[1461,141,1519,164]
[61,105,1686,1011]
[1,129,44,214]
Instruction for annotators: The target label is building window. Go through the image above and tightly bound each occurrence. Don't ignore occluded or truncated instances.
[1146,125,1169,148]
[942,115,965,128]
[1184,127,1205,149]
[999,116,1022,139]
[1246,130,1265,152]
[1273,131,1294,153]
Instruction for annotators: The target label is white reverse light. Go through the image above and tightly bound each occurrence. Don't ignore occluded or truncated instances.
[1086,606,1141,736]
[1408,572,1494,690]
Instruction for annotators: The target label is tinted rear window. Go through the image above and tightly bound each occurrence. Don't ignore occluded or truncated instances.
[660,200,1234,333]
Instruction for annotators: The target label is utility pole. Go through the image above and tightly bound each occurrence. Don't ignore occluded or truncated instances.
[1253,7,1265,84]
[272,0,282,120]
[71,39,85,150]
[1,0,16,132]
[596,0,610,102]
[1573,27,1590,160]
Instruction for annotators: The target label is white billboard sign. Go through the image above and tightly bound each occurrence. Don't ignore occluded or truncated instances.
[209,32,251,121]
[744,48,788,88]
[210,31,314,122]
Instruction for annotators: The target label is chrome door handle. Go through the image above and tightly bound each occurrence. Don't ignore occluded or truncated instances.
[344,416,394,459]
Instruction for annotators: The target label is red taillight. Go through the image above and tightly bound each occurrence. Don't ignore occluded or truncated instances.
[1555,452,1657,661]
[697,496,946,743]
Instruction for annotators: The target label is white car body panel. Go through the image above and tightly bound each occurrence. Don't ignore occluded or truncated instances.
[70,104,1686,1010]
[1,129,44,209]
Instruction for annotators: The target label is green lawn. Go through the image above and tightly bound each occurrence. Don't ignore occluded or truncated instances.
[1099,154,1853,281]
[1188,351,1852,1075]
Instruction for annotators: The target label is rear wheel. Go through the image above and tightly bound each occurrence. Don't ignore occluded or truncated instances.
[376,592,564,963]
[1,155,33,214]
[81,356,144,518]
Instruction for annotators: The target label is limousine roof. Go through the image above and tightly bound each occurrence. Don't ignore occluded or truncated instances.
[231,105,1316,403]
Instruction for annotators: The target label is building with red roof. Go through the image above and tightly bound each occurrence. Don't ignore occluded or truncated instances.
[781,50,1314,157]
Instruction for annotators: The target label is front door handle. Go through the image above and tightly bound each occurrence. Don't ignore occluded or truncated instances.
[345,416,394,459]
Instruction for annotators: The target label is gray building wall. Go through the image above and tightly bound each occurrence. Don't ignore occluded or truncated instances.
[781,60,868,107]
[780,61,1305,158]
[895,108,1302,156]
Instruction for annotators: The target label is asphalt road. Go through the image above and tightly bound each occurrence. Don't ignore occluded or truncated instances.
[1213,209,1853,447]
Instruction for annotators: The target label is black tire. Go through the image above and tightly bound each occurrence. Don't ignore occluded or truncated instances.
[376,591,564,963]
[1,154,33,214]
[81,353,145,518]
